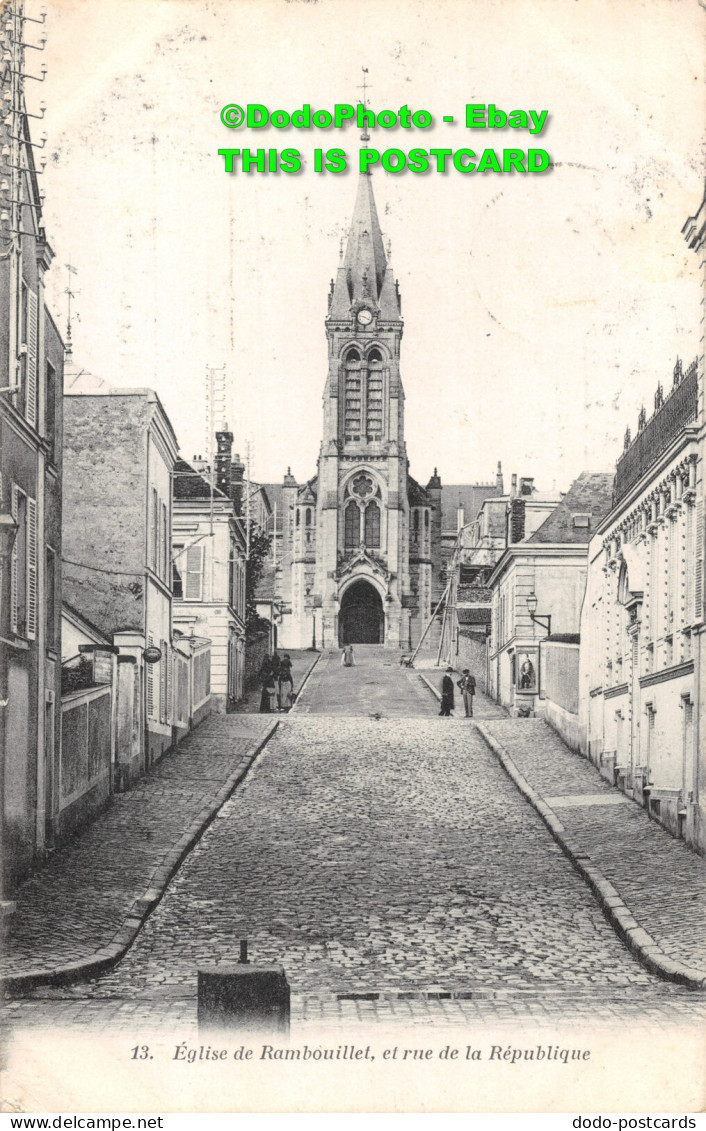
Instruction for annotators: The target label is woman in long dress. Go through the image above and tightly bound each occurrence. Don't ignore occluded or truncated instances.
[341,643,356,667]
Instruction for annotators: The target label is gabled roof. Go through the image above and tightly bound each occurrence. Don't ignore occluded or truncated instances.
[440,484,504,530]
[407,475,430,506]
[528,471,614,544]
[173,458,228,501]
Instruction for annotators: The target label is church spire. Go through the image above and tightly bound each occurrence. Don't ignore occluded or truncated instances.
[329,171,400,317]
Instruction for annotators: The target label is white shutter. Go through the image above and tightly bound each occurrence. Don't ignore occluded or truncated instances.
[25,290,38,427]
[185,545,203,600]
[146,632,155,718]
[10,485,19,634]
[695,497,704,624]
[26,496,37,640]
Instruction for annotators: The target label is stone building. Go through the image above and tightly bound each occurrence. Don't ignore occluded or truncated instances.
[62,382,186,778]
[578,185,706,854]
[172,452,247,711]
[579,358,703,849]
[255,172,501,651]
[0,40,64,904]
[440,474,560,687]
[488,471,614,715]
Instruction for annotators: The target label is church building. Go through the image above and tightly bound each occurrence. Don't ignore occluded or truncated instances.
[236,171,503,650]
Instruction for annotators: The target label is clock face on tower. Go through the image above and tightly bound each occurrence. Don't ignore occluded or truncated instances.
[357,308,373,326]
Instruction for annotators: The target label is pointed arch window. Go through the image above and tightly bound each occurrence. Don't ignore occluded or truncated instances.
[366,348,383,440]
[345,500,360,550]
[364,500,381,548]
[344,348,362,440]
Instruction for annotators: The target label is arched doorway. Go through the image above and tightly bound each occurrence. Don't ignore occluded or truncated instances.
[339,580,384,645]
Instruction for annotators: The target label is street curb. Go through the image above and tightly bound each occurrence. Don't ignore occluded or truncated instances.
[475,722,706,992]
[1,721,280,997]
[288,651,322,715]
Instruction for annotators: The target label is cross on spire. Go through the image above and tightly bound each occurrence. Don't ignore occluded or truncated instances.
[358,66,371,145]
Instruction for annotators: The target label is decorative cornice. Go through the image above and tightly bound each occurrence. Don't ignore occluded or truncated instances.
[639,659,694,689]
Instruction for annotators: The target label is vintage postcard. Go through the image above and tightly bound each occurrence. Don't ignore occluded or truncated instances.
[0,0,705,1116]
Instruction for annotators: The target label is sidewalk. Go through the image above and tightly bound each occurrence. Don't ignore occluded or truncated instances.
[478,718,706,988]
[0,714,278,991]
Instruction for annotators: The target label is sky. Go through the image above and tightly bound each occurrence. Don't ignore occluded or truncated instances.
[32,0,706,491]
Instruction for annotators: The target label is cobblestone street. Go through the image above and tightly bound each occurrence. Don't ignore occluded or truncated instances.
[3,651,705,1037]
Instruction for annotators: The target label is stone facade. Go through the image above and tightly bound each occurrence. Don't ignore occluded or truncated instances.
[0,73,64,897]
[62,385,182,776]
[579,357,704,852]
[261,173,501,652]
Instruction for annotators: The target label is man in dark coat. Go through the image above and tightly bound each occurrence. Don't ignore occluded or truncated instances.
[440,667,455,716]
[457,669,476,717]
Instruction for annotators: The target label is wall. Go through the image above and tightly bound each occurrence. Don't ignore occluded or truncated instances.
[455,631,488,691]
[63,396,148,634]
[244,632,269,690]
[59,686,112,839]
[541,640,583,752]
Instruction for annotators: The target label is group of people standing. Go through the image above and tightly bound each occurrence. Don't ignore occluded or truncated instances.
[259,652,294,713]
[440,667,476,717]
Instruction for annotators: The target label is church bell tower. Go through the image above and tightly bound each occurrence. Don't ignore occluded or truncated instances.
[314,170,414,648]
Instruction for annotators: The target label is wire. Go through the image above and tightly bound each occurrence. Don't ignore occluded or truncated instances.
[61,556,143,577]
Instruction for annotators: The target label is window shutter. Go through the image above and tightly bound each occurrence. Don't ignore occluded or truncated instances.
[26,496,38,640]
[146,633,155,718]
[10,485,19,634]
[25,290,38,427]
[694,497,704,624]
[185,545,203,600]
[160,638,167,722]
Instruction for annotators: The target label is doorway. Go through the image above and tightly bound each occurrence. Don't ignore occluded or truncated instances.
[339,580,384,644]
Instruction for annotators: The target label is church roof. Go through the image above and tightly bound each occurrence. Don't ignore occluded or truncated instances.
[527,471,614,544]
[407,475,430,506]
[440,484,504,530]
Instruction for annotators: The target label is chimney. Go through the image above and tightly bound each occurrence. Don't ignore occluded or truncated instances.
[510,473,518,498]
[519,477,534,497]
[231,452,245,516]
[215,425,234,498]
[457,499,464,531]
[496,461,504,493]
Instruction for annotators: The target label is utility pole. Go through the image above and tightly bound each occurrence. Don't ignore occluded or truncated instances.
[1,2,47,395]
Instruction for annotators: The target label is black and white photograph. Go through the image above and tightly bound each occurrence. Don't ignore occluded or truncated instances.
[0,0,705,1116]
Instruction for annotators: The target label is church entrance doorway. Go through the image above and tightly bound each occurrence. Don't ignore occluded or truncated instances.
[339,580,384,645]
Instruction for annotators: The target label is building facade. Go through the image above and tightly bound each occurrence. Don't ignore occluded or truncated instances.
[256,172,500,652]
[0,9,64,902]
[488,472,614,715]
[62,384,183,779]
[579,358,703,850]
[172,454,247,711]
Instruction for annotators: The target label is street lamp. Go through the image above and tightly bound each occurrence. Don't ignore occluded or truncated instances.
[526,592,551,636]
[0,512,19,561]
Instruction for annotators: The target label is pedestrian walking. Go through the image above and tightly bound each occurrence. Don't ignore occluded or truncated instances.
[341,643,356,667]
[439,666,455,716]
[259,656,276,713]
[457,668,476,717]
[278,653,294,711]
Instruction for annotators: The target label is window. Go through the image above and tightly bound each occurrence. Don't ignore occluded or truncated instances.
[184,544,204,600]
[366,350,383,439]
[151,488,159,572]
[10,485,37,639]
[345,500,359,550]
[161,503,168,582]
[172,545,184,598]
[45,546,56,648]
[45,361,56,461]
[344,349,362,439]
[364,501,381,548]
[18,283,38,427]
